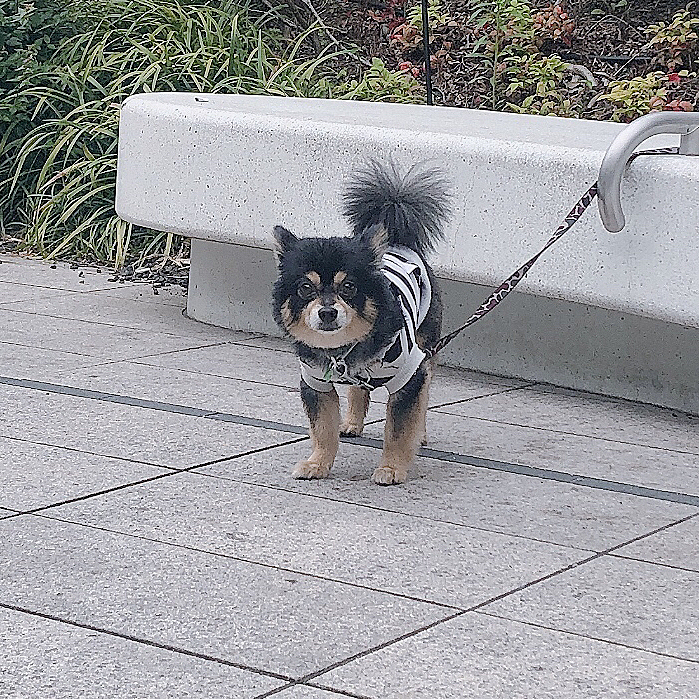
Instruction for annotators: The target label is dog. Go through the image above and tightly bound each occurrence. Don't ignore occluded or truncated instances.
[271,161,450,484]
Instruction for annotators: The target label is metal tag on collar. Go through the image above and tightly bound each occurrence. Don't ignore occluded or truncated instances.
[323,343,357,382]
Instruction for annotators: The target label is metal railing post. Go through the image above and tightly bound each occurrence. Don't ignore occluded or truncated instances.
[597,112,699,233]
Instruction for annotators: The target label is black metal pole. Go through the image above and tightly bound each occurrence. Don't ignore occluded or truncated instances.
[421,0,433,105]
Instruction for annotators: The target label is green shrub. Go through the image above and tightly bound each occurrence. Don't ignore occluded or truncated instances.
[0,0,349,265]
[337,57,423,103]
[0,1,81,132]
[600,72,669,122]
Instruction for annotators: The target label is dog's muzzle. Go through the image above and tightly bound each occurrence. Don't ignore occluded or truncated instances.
[310,304,346,332]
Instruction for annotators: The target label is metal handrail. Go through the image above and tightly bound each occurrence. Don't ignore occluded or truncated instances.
[597,112,699,233]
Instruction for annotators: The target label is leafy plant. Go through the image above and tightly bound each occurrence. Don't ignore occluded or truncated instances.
[338,57,423,103]
[405,0,451,32]
[0,0,81,131]
[600,71,670,121]
[491,0,536,50]
[532,2,576,47]
[506,54,578,116]
[480,0,537,109]
[391,0,454,50]
[0,0,350,266]
[645,5,699,71]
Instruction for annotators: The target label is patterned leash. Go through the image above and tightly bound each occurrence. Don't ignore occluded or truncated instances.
[425,147,680,358]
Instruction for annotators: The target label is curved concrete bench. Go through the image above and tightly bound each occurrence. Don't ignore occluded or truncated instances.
[116,93,699,413]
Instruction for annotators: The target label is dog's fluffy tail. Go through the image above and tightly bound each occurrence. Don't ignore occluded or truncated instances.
[342,160,450,257]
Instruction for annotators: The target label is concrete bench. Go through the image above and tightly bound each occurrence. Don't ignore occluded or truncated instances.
[116,93,699,414]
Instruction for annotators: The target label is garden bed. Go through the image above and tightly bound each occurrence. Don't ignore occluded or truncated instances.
[2,0,698,269]
[322,0,698,119]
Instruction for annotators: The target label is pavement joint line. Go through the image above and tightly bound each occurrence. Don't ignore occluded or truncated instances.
[293,609,466,688]
[53,340,234,371]
[0,433,177,470]
[0,601,295,683]
[229,337,298,356]
[255,682,372,699]
[0,305,243,341]
[28,511,463,612]
[2,374,698,507]
[0,339,98,359]
[428,410,699,457]
[27,506,463,611]
[205,412,309,434]
[600,511,699,556]
[298,513,699,686]
[7,437,307,518]
[427,381,539,411]
[607,552,699,574]
[475,611,699,664]
[466,511,699,615]
[128,339,238,359]
[302,684,374,699]
[128,360,300,393]
[189,470,595,553]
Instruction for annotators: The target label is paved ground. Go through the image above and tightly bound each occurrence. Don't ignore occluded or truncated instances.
[0,253,697,698]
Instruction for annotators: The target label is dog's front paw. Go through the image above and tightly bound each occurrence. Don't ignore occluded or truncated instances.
[293,460,331,480]
[371,466,407,485]
[340,421,363,437]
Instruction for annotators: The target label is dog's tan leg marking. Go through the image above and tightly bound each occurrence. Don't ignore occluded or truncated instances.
[372,371,430,485]
[340,386,370,437]
[294,388,340,479]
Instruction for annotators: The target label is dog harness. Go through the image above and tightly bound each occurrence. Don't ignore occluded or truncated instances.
[300,245,432,395]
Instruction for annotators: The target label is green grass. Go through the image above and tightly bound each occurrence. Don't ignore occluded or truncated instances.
[0,0,353,267]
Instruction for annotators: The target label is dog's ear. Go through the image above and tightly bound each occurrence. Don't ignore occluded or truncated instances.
[358,223,388,264]
[272,225,298,263]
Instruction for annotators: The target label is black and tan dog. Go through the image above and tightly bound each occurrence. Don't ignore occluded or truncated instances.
[272,162,450,484]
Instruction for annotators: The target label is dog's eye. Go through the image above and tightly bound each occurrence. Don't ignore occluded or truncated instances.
[340,280,357,300]
[297,281,316,300]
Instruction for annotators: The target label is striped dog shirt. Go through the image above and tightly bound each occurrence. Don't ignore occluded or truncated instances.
[300,245,432,394]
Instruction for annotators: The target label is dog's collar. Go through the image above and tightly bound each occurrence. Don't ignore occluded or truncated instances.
[321,342,358,382]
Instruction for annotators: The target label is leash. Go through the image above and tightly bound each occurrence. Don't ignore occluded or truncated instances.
[424,147,681,358]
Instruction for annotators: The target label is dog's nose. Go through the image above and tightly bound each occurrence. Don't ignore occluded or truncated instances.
[318,307,338,324]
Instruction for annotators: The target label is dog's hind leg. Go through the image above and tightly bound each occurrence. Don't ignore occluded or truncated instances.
[340,386,370,437]
[372,363,429,485]
[294,380,340,480]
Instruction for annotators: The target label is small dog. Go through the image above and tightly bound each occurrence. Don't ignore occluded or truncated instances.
[272,161,450,484]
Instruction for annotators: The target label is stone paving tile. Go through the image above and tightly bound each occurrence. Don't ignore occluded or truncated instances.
[200,441,696,551]
[137,342,305,389]
[0,310,229,362]
[56,360,386,428]
[47,471,589,608]
[0,384,296,469]
[433,384,699,454]
[364,411,699,495]
[614,516,699,572]
[0,342,106,381]
[487,555,699,660]
[0,437,166,511]
[0,508,14,519]
[0,606,281,699]
[233,334,295,353]
[429,364,532,407]
[93,283,188,307]
[0,517,450,678]
[3,294,245,341]
[0,255,114,292]
[0,281,73,305]
[275,687,345,698]
[316,612,699,699]
[234,335,531,403]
